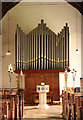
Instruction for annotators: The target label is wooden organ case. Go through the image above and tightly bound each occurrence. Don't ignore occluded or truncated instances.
[15,20,69,104]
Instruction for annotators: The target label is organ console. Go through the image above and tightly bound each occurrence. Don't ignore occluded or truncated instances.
[15,19,69,70]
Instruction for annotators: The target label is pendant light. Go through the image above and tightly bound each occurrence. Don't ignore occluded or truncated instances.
[75,49,80,55]
[75,9,80,55]
[6,11,11,56]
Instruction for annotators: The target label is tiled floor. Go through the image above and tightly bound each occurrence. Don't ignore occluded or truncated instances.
[23,105,64,119]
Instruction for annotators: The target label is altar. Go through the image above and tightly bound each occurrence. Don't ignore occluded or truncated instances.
[37,83,49,108]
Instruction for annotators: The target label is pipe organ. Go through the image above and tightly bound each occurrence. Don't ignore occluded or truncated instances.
[16,20,69,70]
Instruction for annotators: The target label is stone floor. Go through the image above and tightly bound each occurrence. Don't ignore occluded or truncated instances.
[23,105,65,119]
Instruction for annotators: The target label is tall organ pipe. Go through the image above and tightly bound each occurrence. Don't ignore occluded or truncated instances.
[16,20,69,70]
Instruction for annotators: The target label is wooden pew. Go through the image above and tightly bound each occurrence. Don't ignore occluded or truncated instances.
[62,90,83,120]
[0,88,24,119]
[15,94,19,119]
[62,91,70,119]
[17,89,24,119]
[75,93,83,120]
[2,99,10,119]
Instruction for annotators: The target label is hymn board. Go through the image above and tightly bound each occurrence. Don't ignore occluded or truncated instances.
[15,20,69,71]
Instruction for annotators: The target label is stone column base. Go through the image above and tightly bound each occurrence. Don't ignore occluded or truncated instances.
[38,104,49,109]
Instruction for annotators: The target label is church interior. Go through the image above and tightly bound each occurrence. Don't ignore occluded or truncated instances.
[0,0,83,119]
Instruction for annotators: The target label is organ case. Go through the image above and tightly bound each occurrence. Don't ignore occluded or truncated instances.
[16,20,69,70]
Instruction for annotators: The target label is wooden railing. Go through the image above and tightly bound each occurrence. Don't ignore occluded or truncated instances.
[62,90,83,120]
[0,88,24,119]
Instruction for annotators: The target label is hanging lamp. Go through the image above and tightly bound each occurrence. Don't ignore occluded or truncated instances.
[6,11,11,56]
[75,49,80,55]
[75,9,80,55]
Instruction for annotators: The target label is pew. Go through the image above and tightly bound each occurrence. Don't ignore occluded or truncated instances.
[0,88,24,119]
[62,91,71,119]
[75,93,83,120]
[17,89,24,119]
[62,90,83,120]
[2,99,10,119]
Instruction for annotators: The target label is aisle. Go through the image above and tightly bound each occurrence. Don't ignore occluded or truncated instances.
[23,105,64,119]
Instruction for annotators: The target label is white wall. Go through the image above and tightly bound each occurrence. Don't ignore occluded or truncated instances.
[59,72,65,95]
[2,14,17,88]
[2,2,82,88]
[0,2,2,89]
[81,16,83,77]
[0,34,2,88]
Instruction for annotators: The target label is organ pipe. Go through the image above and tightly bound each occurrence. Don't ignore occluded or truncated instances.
[46,27,49,70]
[16,20,69,70]
[43,24,46,69]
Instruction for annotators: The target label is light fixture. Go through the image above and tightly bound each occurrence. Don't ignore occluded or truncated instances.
[75,49,80,55]
[8,63,13,116]
[6,12,11,56]
[20,70,23,76]
[75,9,80,55]
[65,66,71,72]
[6,50,11,55]
[64,67,71,91]
[20,70,23,88]
[71,69,77,89]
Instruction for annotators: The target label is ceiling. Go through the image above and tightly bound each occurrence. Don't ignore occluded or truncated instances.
[68,1,83,15]
[2,2,19,17]
[1,1,83,18]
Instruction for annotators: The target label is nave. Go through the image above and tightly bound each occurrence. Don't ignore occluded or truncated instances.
[23,105,63,119]
[1,1,83,120]
[1,88,83,120]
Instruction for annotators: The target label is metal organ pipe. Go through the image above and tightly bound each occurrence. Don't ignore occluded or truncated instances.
[46,26,48,69]
[43,24,46,70]
[65,23,69,67]
[16,20,69,70]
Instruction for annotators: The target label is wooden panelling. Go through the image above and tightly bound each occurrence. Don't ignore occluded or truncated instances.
[24,71,60,104]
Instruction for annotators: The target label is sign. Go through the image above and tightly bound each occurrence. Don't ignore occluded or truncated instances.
[37,85,49,93]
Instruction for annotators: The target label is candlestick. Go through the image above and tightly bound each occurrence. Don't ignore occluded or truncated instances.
[71,69,77,90]
[8,64,13,118]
